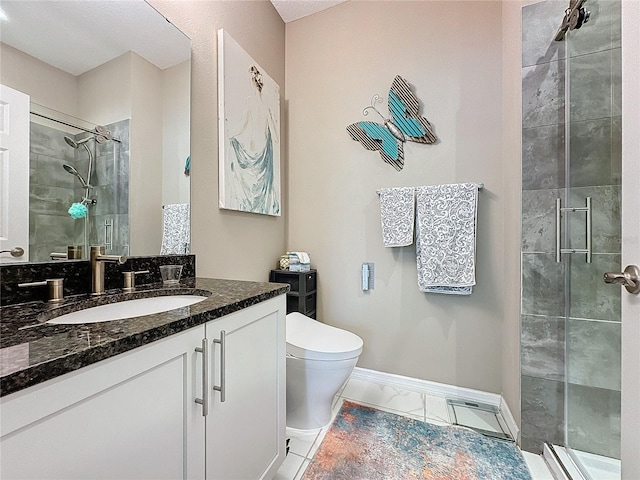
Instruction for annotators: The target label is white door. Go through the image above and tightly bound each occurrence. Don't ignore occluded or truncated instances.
[620,2,640,478]
[0,84,29,263]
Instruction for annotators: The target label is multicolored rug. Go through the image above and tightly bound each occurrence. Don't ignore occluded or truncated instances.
[302,400,532,480]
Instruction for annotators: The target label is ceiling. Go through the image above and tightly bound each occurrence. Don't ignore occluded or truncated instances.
[0,0,345,77]
[270,0,348,23]
[0,0,190,76]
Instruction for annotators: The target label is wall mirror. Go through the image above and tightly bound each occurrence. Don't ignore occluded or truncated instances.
[0,0,191,263]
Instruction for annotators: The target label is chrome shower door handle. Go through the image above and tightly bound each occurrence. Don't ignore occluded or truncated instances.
[213,330,226,403]
[604,265,640,294]
[104,219,113,250]
[556,198,562,263]
[195,338,209,416]
[556,197,592,263]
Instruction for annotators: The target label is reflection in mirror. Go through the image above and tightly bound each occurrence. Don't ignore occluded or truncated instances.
[28,105,130,261]
[0,0,191,262]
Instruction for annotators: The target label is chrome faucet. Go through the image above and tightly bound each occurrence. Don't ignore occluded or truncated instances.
[90,245,127,295]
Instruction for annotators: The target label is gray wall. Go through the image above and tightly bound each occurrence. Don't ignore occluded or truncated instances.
[286,1,507,394]
[150,0,522,433]
[520,0,621,455]
[150,0,286,282]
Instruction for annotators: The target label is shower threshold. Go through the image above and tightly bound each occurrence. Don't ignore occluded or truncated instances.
[446,399,514,441]
[544,444,620,480]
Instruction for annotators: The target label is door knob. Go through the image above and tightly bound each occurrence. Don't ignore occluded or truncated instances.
[603,265,640,294]
[0,247,24,257]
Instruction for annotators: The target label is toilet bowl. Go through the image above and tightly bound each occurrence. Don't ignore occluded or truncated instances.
[286,312,363,430]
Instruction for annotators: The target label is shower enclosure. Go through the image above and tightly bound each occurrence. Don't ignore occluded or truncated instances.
[520,0,621,478]
[28,108,130,261]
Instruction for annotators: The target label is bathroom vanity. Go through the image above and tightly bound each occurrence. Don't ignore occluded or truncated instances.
[0,278,288,480]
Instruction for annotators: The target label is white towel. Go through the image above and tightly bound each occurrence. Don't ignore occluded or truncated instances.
[415,183,478,294]
[378,187,415,247]
[295,252,310,264]
[161,203,190,254]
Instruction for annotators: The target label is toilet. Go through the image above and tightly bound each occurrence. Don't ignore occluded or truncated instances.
[286,312,363,430]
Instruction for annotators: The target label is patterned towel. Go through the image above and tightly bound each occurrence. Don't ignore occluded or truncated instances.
[161,203,190,254]
[416,183,478,294]
[378,187,415,247]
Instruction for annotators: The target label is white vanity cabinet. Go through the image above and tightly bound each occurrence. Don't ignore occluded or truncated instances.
[205,296,286,480]
[0,295,286,480]
[0,324,206,479]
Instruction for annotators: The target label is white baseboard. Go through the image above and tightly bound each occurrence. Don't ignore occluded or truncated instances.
[351,367,520,441]
[351,367,500,405]
[500,396,520,443]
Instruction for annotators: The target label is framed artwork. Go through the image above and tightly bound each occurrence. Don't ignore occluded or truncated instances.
[217,29,281,216]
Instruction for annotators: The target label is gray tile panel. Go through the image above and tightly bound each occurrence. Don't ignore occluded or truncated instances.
[522,60,565,128]
[521,314,565,382]
[569,117,621,187]
[522,0,567,67]
[29,185,75,216]
[29,122,75,162]
[522,124,565,190]
[522,188,564,253]
[568,253,621,322]
[522,253,566,317]
[610,116,622,184]
[568,0,621,57]
[569,49,613,122]
[566,383,621,459]
[611,48,622,116]
[568,186,621,254]
[32,214,75,247]
[567,318,621,391]
[521,375,565,454]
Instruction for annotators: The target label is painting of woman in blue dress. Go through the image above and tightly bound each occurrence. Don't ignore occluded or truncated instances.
[218,30,281,216]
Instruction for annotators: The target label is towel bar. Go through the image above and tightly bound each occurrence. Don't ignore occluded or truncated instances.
[376,183,484,195]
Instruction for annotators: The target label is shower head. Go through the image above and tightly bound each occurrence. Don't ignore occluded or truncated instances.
[555,0,590,41]
[64,135,92,149]
[63,163,89,188]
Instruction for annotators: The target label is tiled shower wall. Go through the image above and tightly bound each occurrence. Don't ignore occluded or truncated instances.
[29,122,78,261]
[520,0,621,456]
[87,119,130,256]
[29,119,130,261]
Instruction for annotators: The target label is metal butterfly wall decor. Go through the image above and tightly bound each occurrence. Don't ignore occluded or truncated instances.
[346,76,437,171]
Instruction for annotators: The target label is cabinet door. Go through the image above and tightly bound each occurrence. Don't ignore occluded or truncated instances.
[0,326,206,480]
[205,296,286,480]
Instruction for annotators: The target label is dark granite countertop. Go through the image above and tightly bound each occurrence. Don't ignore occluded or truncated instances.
[0,277,289,397]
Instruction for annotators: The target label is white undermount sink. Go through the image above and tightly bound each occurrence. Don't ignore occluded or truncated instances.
[46,295,208,325]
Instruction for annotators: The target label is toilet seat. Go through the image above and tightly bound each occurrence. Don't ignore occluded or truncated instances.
[286,312,363,361]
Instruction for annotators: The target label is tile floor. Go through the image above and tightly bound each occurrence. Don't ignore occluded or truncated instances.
[274,377,554,480]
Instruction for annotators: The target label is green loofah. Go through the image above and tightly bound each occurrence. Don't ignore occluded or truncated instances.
[68,202,88,219]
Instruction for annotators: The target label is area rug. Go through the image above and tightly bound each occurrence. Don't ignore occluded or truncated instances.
[302,400,532,480]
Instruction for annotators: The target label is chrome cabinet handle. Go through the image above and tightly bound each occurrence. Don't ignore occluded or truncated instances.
[195,338,209,416]
[604,265,640,294]
[213,330,226,403]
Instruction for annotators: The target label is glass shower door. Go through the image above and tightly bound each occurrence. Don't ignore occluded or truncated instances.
[564,1,622,477]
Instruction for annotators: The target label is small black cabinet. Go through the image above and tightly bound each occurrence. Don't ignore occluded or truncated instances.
[270,269,317,318]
